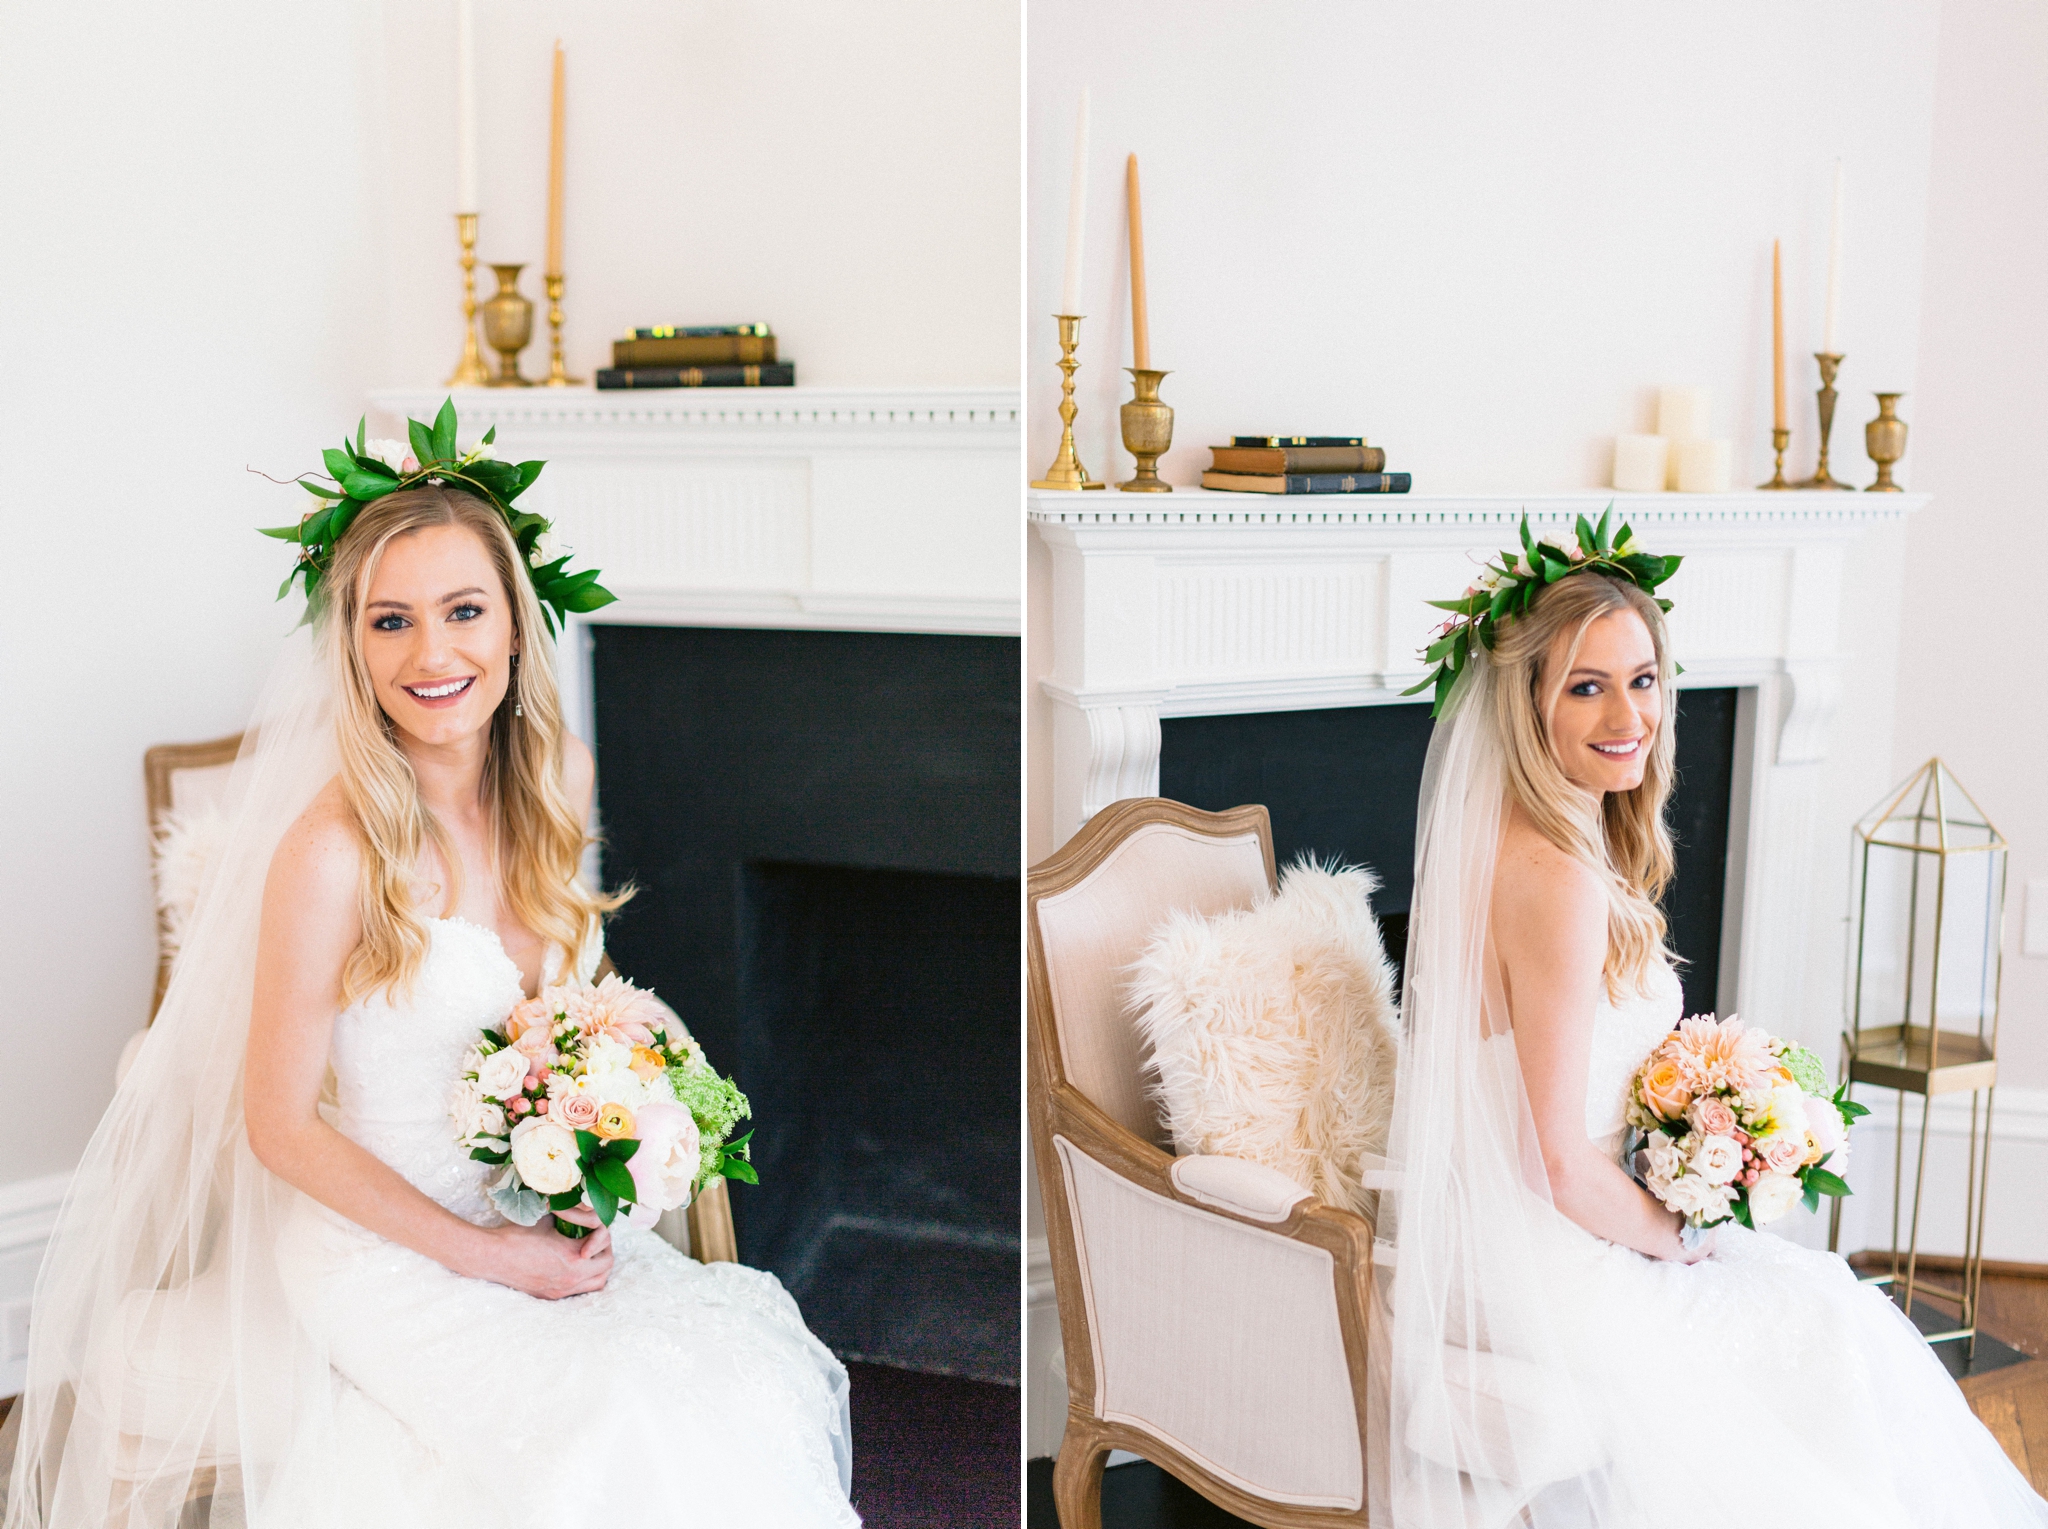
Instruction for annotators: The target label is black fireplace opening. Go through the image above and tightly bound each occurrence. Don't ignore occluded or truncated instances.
[590,625,1020,1385]
[1159,689,1739,1016]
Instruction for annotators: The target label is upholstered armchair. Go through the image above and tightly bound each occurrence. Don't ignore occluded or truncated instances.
[138,733,738,1264]
[1028,797,1380,1528]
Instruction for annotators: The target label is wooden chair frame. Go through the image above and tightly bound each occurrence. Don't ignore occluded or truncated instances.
[1028,797,1379,1529]
[140,733,738,1265]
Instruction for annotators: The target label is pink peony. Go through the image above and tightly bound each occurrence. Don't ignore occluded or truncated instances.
[554,1093,601,1132]
[622,1100,702,1224]
[1688,1095,1737,1137]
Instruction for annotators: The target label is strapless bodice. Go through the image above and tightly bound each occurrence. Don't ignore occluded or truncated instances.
[328,917,596,1225]
[1584,959,1683,1158]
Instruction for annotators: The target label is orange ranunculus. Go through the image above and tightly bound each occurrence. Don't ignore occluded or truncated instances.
[1639,1056,1692,1121]
[595,1102,637,1141]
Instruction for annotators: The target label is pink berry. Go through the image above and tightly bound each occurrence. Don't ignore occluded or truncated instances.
[534,1099,548,1114]
[512,1097,532,1116]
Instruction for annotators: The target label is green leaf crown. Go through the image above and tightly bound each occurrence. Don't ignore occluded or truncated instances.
[1402,507,1682,717]
[258,396,615,636]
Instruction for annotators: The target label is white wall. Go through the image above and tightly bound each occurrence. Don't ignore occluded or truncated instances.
[0,0,1017,1199]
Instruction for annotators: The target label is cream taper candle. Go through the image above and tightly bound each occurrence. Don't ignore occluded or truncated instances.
[1059,89,1090,315]
[1824,160,1844,354]
[1771,239,1786,432]
[546,40,565,274]
[1126,153,1149,370]
[455,0,479,211]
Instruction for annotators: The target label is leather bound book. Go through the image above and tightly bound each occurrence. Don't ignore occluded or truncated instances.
[630,323,773,338]
[613,334,778,367]
[1200,470,1412,494]
[1230,435,1365,448]
[595,362,797,389]
[1209,444,1386,474]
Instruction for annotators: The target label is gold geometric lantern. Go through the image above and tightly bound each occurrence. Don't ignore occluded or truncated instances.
[1829,759,2007,1355]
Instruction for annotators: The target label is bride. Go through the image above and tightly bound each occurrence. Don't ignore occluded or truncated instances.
[1378,518,2046,1527]
[2,411,858,1527]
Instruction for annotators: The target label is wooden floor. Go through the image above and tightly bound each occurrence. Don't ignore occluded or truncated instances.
[1029,1260,2048,1526]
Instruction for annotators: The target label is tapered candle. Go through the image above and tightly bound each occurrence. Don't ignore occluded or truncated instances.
[1126,154,1150,370]
[1059,89,1089,315]
[546,40,566,274]
[1771,239,1786,431]
[455,0,478,211]
[1823,160,1843,354]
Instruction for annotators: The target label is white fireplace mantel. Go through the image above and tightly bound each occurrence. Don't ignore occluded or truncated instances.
[1031,485,1927,1034]
[373,386,1021,739]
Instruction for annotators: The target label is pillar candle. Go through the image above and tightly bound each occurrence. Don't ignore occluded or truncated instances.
[1612,435,1669,493]
[455,0,479,211]
[1126,153,1149,370]
[1655,386,1710,488]
[1059,89,1090,316]
[1675,438,1734,493]
[1771,239,1786,432]
[546,41,566,274]
[1824,161,1843,354]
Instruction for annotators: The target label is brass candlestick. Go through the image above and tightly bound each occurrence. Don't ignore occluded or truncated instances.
[480,263,535,387]
[446,213,491,388]
[1031,315,1106,490]
[1119,369,1174,491]
[1758,427,1791,490]
[1866,393,1908,491]
[542,273,582,387]
[1795,352,1854,489]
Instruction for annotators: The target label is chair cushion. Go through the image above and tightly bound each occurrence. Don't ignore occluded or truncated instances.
[1129,860,1398,1219]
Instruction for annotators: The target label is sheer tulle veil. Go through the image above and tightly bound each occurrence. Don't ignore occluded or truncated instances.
[1373,649,1639,1527]
[5,617,362,1527]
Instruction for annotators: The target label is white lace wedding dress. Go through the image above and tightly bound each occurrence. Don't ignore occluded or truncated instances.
[270,917,859,1527]
[1542,959,2047,1525]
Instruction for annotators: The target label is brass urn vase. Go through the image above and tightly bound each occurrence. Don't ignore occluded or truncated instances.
[1118,368,1174,491]
[1865,393,1907,492]
[480,263,535,387]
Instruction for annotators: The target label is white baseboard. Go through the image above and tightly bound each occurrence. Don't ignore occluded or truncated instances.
[0,1172,72,1399]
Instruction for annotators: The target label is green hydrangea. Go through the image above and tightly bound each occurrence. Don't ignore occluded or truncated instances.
[1782,1044,1828,1096]
[669,1062,752,1188]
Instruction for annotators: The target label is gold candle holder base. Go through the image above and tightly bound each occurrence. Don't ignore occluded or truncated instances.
[1118,369,1173,491]
[542,273,583,387]
[1031,315,1106,490]
[1866,393,1907,491]
[446,213,491,388]
[1794,352,1855,489]
[1758,427,1792,489]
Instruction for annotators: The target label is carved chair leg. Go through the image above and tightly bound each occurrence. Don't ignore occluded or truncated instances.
[1051,1414,1110,1529]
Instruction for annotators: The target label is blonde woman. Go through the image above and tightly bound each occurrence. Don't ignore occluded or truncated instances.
[1377,523,2046,1527]
[4,419,858,1528]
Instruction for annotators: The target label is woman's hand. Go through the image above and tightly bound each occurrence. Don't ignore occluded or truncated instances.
[464,1219,615,1299]
[1673,1218,1718,1266]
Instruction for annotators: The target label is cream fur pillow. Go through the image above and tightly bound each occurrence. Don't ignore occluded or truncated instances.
[1128,859,1399,1219]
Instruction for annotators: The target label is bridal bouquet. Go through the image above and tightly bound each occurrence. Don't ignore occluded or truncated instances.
[451,973,757,1238]
[1626,1015,1867,1230]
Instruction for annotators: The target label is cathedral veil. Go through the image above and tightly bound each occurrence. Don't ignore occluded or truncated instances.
[2,620,350,1528]
[1373,649,1639,1527]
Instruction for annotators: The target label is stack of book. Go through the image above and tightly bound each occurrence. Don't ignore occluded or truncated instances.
[1199,436,1410,494]
[595,324,796,389]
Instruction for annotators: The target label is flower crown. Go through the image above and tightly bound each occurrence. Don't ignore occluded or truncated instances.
[259,397,615,636]
[1403,507,1682,717]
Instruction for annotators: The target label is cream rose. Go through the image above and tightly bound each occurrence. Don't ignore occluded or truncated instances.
[363,437,412,473]
[449,1078,492,1144]
[509,1118,582,1196]
[1689,1134,1743,1186]
[554,1091,602,1133]
[1663,1172,1732,1224]
[1747,1171,1804,1226]
[1688,1095,1737,1138]
[1639,1057,1692,1121]
[475,1047,530,1100]
[1639,1132,1685,1191]
[1760,1133,1806,1175]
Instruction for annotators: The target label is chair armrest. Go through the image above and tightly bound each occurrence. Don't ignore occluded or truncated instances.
[1168,1154,1312,1223]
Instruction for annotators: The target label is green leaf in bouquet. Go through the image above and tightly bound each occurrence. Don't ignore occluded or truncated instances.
[584,1174,618,1226]
[1803,1167,1852,1198]
[551,1215,591,1240]
[467,1146,510,1165]
[575,1128,600,1162]
[1802,1181,1822,1216]
[547,1188,584,1210]
[602,1136,640,1161]
[1731,1197,1755,1230]
[588,1156,637,1205]
[721,1159,760,1186]
[489,1176,549,1227]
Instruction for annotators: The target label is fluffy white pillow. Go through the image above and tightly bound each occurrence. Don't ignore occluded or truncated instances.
[153,804,231,964]
[1128,859,1399,1220]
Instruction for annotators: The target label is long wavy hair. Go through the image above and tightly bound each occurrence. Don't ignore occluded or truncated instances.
[1487,570,1677,993]
[319,485,627,1005]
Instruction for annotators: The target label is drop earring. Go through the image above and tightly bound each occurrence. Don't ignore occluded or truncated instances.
[511,652,523,717]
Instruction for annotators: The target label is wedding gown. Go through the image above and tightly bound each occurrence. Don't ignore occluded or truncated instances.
[1518,957,2047,1525]
[269,916,859,1528]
